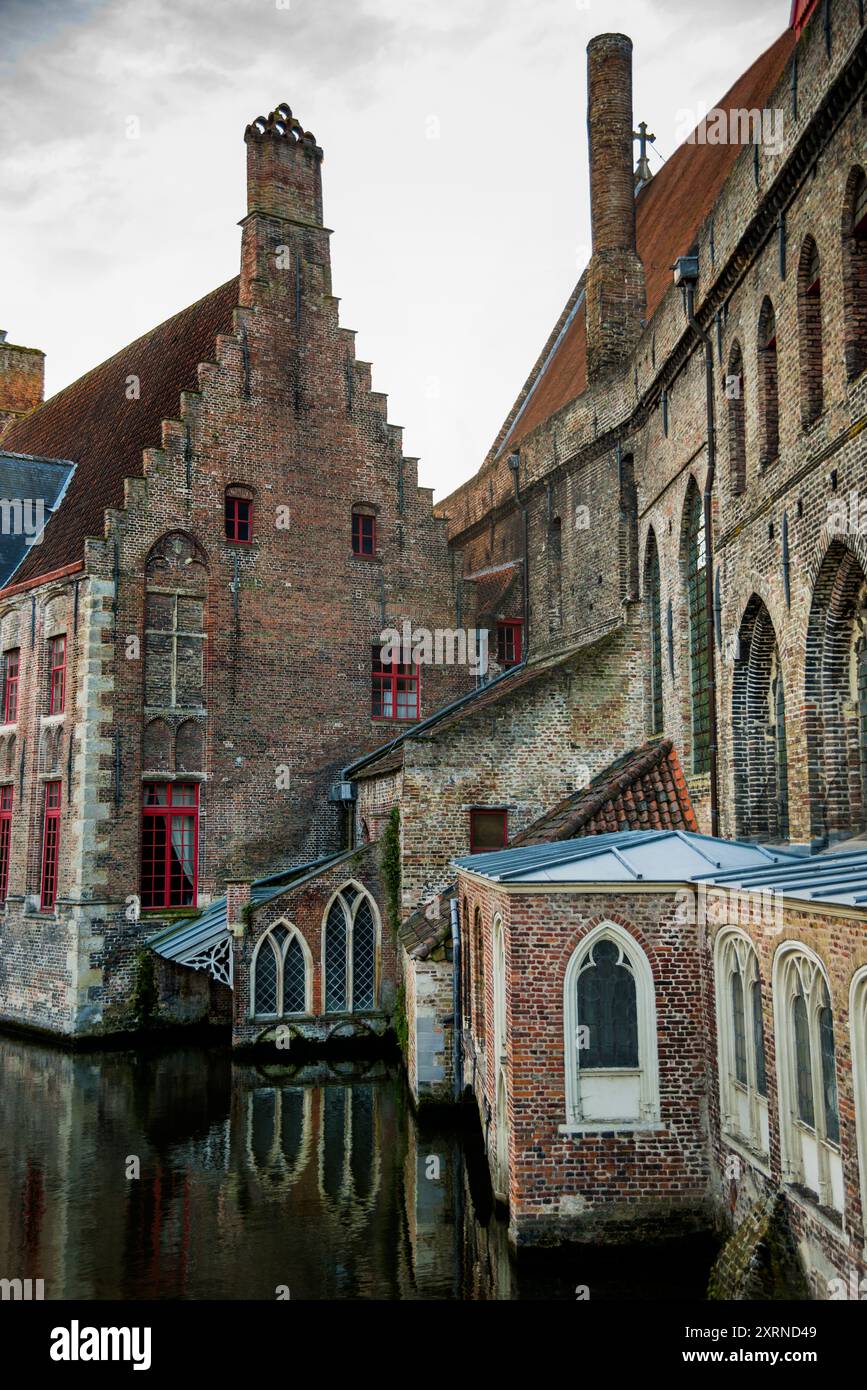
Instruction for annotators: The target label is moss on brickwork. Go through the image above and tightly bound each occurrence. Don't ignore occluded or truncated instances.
[382,807,401,933]
[130,950,158,1027]
[707,1192,810,1300]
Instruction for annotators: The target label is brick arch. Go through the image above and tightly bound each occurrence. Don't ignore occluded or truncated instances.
[797,234,823,429]
[726,338,746,495]
[756,298,779,469]
[142,717,172,772]
[732,595,788,841]
[175,719,204,774]
[842,164,867,380]
[805,540,867,840]
[553,910,662,986]
[144,530,209,583]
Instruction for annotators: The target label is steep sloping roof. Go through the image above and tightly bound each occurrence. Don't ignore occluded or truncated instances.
[512,738,697,845]
[1,278,239,587]
[438,26,796,524]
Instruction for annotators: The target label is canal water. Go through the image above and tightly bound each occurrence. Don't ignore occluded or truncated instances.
[0,1036,717,1300]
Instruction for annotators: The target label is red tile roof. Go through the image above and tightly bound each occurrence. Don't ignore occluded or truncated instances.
[1,279,239,587]
[438,26,796,526]
[512,737,697,846]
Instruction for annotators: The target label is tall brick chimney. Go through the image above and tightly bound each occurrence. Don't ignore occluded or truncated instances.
[0,332,44,441]
[240,103,325,305]
[584,34,646,383]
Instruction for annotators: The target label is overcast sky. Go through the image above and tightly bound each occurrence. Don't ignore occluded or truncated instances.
[1,0,786,499]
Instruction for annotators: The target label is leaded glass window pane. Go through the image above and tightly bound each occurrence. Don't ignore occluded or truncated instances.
[282,935,306,1013]
[752,978,767,1097]
[820,998,840,1145]
[254,938,279,1015]
[352,898,376,1010]
[731,965,747,1084]
[325,901,347,1011]
[576,938,638,1068]
[793,990,814,1127]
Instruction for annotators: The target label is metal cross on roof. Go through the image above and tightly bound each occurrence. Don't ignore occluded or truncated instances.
[633,120,656,187]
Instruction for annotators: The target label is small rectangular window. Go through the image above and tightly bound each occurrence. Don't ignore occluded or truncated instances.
[225,495,253,543]
[3,649,19,724]
[40,780,62,910]
[141,782,199,909]
[371,647,419,721]
[352,512,376,557]
[496,621,523,667]
[48,634,66,715]
[0,785,13,903]
[469,809,508,854]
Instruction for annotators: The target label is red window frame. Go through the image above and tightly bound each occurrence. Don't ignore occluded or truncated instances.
[225,494,253,544]
[3,649,19,724]
[496,621,523,667]
[352,511,376,557]
[140,782,199,910]
[469,808,508,854]
[40,781,62,911]
[48,634,66,715]
[0,785,13,903]
[371,647,420,721]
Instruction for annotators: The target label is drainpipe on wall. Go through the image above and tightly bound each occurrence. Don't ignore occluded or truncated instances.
[450,896,463,1100]
[676,259,720,837]
[508,451,530,660]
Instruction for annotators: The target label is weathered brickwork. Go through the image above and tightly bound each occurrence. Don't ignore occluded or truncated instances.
[0,338,44,438]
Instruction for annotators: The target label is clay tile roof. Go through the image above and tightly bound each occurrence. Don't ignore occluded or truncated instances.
[468,561,523,621]
[437,26,796,529]
[511,737,697,847]
[1,278,239,587]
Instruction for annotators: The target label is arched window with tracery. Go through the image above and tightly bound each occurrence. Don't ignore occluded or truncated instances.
[323,883,380,1013]
[774,946,842,1212]
[849,968,867,1227]
[251,921,311,1016]
[644,528,663,735]
[732,597,788,841]
[757,298,779,468]
[681,480,710,775]
[564,923,659,1127]
[726,340,746,495]
[715,930,769,1160]
[798,236,824,428]
[842,166,867,380]
[805,541,867,840]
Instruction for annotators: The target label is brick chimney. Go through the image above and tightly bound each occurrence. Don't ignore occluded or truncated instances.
[584,34,646,383]
[240,103,325,305]
[0,332,45,441]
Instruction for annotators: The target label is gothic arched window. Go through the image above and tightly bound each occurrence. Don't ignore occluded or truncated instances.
[726,340,746,495]
[849,968,867,1229]
[323,884,380,1013]
[842,166,867,380]
[774,946,842,1212]
[682,481,710,775]
[757,298,779,467]
[715,930,769,1161]
[644,528,663,735]
[798,236,824,428]
[732,597,789,841]
[564,923,659,1127]
[251,921,311,1017]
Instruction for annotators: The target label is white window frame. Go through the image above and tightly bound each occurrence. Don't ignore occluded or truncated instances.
[772,942,843,1214]
[250,918,313,1018]
[714,928,770,1169]
[850,965,867,1247]
[562,921,660,1131]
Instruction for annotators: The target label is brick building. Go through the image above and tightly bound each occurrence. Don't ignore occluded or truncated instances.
[0,0,866,1297]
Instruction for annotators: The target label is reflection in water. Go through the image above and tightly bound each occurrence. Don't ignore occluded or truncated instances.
[0,1037,716,1300]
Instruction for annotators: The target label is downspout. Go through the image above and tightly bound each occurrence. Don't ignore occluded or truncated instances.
[508,451,530,660]
[684,279,720,838]
[450,896,462,1100]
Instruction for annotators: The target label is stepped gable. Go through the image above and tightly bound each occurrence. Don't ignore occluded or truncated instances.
[512,737,697,845]
[1,278,239,587]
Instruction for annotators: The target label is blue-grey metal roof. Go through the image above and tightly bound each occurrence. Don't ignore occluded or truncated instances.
[692,845,867,908]
[454,829,811,890]
[147,848,357,976]
[0,450,76,585]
